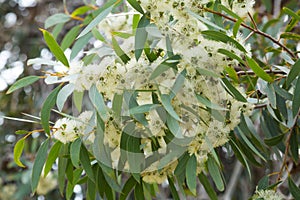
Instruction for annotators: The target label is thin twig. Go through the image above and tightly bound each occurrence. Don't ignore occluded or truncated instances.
[203,8,297,59]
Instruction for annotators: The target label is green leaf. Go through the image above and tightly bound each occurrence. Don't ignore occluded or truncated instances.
[257,175,269,190]
[52,23,64,40]
[45,13,70,29]
[264,133,285,146]
[57,84,75,112]
[120,176,137,200]
[73,90,84,112]
[112,36,130,63]
[221,77,247,102]
[70,138,82,168]
[6,76,40,94]
[280,32,300,41]
[218,49,245,65]
[218,4,243,20]
[196,94,228,111]
[167,113,183,138]
[41,85,61,135]
[285,10,300,32]
[161,94,181,122]
[149,55,181,80]
[135,14,150,60]
[188,9,225,31]
[92,28,106,43]
[31,139,50,193]
[77,5,113,39]
[290,129,299,163]
[44,141,62,177]
[15,130,28,135]
[286,59,300,87]
[170,69,186,99]
[61,26,81,51]
[58,144,69,195]
[288,177,300,199]
[87,178,96,200]
[198,173,218,200]
[127,0,144,14]
[201,30,246,52]
[237,127,266,162]
[112,93,123,119]
[292,77,300,117]
[112,31,133,39]
[40,29,70,67]
[134,183,145,200]
[273,83,293,100]
[186,154,197,195]
[71,5,93,17]
[71,32,93,60]
[129,104,160,114]
[13,138,26,168]
[89,85,107,120]
[283,7,300,22]
[266,83,276,108]
[229,138,251,179]
[168,177,180,200]
[246,57,273,82]
[225,66,239,83]
[80,145,95,182]
[207,156,224,191]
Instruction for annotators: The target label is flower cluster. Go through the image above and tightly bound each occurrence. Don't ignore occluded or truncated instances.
[53,111,94,144]
[43,0,255,184]
[251,188,283,200]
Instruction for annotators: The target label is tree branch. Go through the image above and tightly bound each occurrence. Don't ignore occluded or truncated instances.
[203,7,297,59]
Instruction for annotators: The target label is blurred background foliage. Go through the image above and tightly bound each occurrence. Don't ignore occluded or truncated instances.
[0,0,300,199]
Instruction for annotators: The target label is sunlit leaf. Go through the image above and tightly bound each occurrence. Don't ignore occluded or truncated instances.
[45,13,70,29]
[13,138,26,168]
[40,29,70,67]
[186,154,197,195]
[7,76,40,94]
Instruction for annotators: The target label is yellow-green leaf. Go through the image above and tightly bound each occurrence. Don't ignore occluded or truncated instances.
[40,28,70,67]
[6,76,40,94]
[246,57,273,82]
[13,138,26,168]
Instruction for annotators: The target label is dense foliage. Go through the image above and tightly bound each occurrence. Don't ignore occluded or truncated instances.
[4,0,300,199]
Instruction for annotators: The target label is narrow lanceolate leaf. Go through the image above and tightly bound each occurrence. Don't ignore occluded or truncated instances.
[280,32,300,41]
[288,177,300,199]
[61,26,81,51]
[40,29,70,67]
[246,57,273,82]
[77,5,113,39]
[70,32,93,60]
[221,77,247,102]
[286,58,300,87]
[56,84,75,112]
[120,176,137,200]
[89,85,107,120]
[207,156,224,191]
[135,14,150,60]
[6,76,40,94]
[31,139,50,193]
[71,5,93,17]
[44,141,62,177]
[198,173,218,200]
[186,154,197,195]
[196,94,228,111]
[80,145,95,182]
[283,7,300,22]
[127,0,144,14]
[112,37,130,63]
[292,77,300,117]
[201,30,246,52]
[45,13,70,29]
[41,86,61,135]
[161,94,181,122]
[70,138,82,168]
[14,138,26,168]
